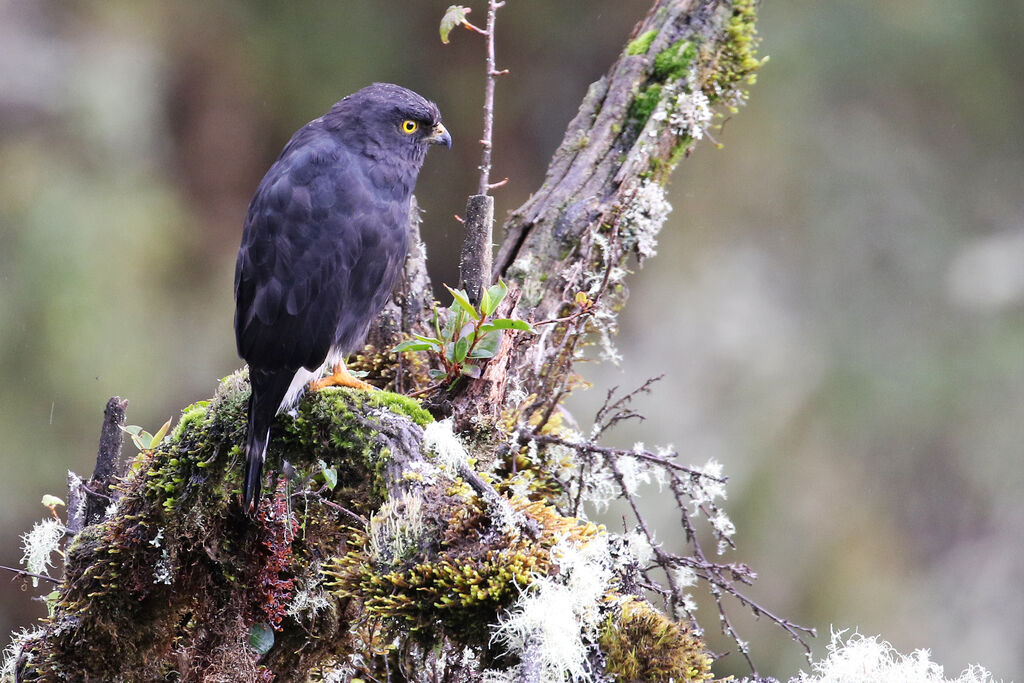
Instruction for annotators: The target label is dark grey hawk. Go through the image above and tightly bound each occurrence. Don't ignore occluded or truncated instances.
[234,83,450,510]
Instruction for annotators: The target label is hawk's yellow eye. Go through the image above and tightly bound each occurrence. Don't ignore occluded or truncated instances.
[401,120,418,134]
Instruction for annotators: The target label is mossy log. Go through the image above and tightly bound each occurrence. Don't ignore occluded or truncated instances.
[16,373,709,681]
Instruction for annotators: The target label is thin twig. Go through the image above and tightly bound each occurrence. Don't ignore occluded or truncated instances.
[79,482,114,501]
[592,375,662,440]
[0,564,60,585]
[477,0,506,195]
[518,429,726,482]
[291,489,368,527]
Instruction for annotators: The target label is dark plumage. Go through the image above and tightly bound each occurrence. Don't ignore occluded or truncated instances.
[234,83,450,510]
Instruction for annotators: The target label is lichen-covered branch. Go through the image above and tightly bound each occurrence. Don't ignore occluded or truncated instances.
[494,0,764,405]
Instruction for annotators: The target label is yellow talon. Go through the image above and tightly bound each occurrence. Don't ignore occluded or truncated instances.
[308,363,374,392]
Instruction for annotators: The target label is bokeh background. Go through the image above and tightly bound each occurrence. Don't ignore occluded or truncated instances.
[1,0,1021,678]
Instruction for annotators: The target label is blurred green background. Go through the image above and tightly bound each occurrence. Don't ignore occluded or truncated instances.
[1,0,1020,678]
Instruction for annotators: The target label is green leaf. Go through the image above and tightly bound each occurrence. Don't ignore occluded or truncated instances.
[458,322,476,342]
[481,280,508,316]
[445,285,480,321]
[41,494,65,509]
[428,368,447,380]
[439,5,470,44]
[469,329,502,358]
[432,305,442,337]
[393,340,435,353]
[44,590,60,617]
[440,311,455,341]
[249,623,275,656]
[479,318,534,334]
[479,287,493,319]
[318,459,338,490]
[149,418,172,450]
[454,336,470,363]
[461,363,481,379]
[134,431,154,450]
[413,333,443,345]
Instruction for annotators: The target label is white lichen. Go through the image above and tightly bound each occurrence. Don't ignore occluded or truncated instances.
[153,548,173,585]
[793,630,1001,683]
[319,662,357,683]
[619,529,655,566]
[404,458,441,485]
[287,563,333,626]
[66,471,87,525]
[367,492,425,564]
[490,536,614,682]
[711,508,736,554]
[680,592,699,614]
[505,473,535,501]
[646,74,713,143]
[618,179,673,262]
[422,418,468,472]
[1,627,45,680]
[480,668,518,683]
[579,463,618,513]
[684,458,728,508]
[669,87,712,141]
[20,518,64,587]
[672,565,698,589]
[504,377,529,408]
[617,447,667,496]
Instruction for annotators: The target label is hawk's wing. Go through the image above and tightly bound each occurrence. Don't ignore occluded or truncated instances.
[234,131,403,372]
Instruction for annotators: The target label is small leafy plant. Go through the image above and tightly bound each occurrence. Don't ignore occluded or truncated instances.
[394,280,532,390]
[438,5,485,44]
[121,418,172,453]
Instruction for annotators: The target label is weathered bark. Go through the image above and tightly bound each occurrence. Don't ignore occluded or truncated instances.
[81,397,128,528]
[458,194,495,307]
[9,0,764,680]
[494,0,749,408]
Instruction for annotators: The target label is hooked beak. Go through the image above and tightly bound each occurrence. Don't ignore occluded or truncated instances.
[428,122,452,148]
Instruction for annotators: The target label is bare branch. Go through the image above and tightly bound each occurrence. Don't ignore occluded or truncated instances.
[0,564,60,585]
[477,0,505,195]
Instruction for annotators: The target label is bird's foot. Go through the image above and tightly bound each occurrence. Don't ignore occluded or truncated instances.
[308,363,374,392]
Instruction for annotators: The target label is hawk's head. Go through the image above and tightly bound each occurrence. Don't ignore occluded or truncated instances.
[326,83,451,165]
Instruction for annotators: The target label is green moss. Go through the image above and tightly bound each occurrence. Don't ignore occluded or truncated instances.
[170,400,210,443]
[599,598,713,681]
[653,39,697,81]
[628,83,663,128]
[646,135,694,182]
[626,29,658,56]
[363,391,433,428]
[29,364,444,680]
[705,0,767,102]
[325,499,602,646]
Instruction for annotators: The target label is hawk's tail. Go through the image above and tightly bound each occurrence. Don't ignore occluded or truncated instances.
[243,368,295,512]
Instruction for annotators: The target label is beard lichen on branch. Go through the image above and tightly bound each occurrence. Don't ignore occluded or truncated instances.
[497,0,766,404]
